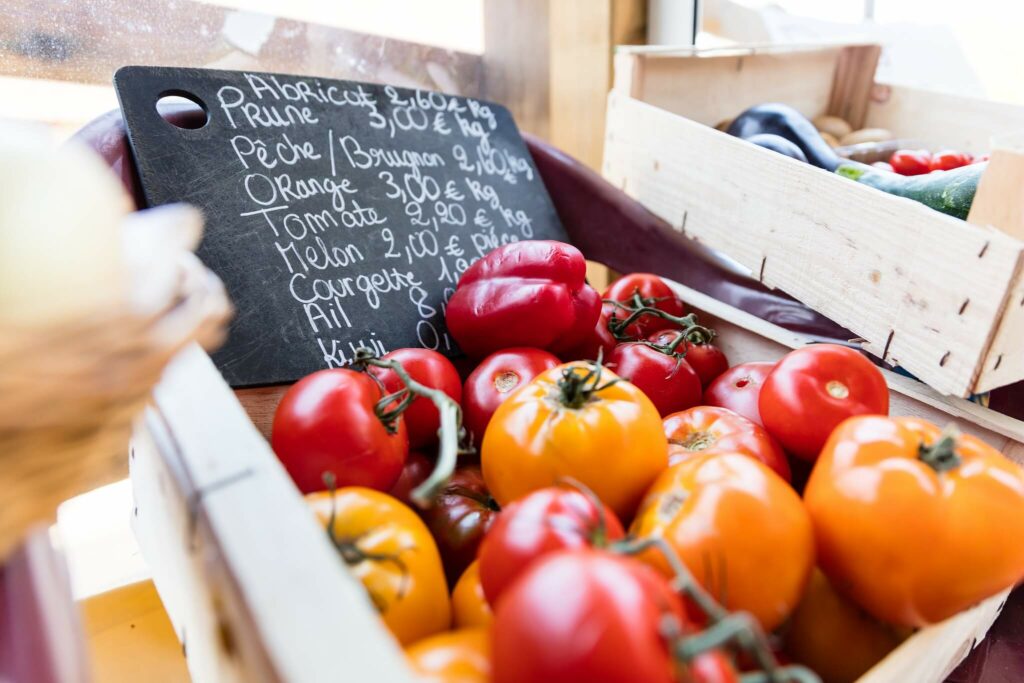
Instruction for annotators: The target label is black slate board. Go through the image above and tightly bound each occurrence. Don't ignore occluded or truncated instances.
[114,66,567,387]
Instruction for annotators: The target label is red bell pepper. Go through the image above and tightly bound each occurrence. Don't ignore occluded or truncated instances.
[446,241,601,357]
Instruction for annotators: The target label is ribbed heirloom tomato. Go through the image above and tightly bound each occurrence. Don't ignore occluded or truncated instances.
[631,453,813,630]
[368,348,462,448]
[759,344,888,461]
[663,406,790,482]
[477,486,625,605]
[481,361,668,518]
[272,369,408,493]
[306,487,451,645]
[805,416,1024,626]
[462,347,561,448]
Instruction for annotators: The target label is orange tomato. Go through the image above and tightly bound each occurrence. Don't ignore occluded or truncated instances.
[307,487,451,645]
[453,560,493,629]
[663,406,790,481]
[805,415,1024,626]
[406,628,491,683]
[784,569,911,683]
[630,453,813,630]
[482,361,667,518]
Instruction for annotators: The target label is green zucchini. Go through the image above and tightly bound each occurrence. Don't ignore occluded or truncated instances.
[836,161,985,220]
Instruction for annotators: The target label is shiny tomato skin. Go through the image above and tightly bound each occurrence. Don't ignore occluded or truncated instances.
[759,345,888,461]
[387,450,432,507]
[272,369,408,494]
[422,466,500,586]
[492,549,686,683]
[889,149,932,176]
[482,362,668,519]
[604,273,686,338]
[452,560,492,629]
[462,348,561,448]
[307,487,450,644]
[477,486,625,606]
[805,416,1024,626]
[631,454,814,631]
[406,628,490,683]
[368,348,462,448]
[608,343,702,416]
[929,150,972,171]
[648,328,729,387]
[703,362,775,427]
[663,406,790,481]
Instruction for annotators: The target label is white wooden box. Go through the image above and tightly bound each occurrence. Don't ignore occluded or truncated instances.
[130,280,1024,683]
[603,43,1024,398]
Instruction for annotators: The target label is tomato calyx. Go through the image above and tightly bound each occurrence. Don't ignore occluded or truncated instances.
[918,426,963,473]
[353,348,468,507]
[605,292,716,347]
[554,357,621,410]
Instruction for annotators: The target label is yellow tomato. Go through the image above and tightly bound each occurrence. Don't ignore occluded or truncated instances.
[784,569,911,683]
[452,560,493,629]
[482,361,667,518]
[630,453,814,631]
[406,628,491,683]
[307,487,451,645]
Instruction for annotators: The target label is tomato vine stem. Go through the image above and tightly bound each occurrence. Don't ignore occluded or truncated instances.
[353,348,463,507]
[614,535,820,683]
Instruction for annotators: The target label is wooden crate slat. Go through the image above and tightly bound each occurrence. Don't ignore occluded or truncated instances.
[604,90,1024,396]
[611,45,860,126]
[865,84,1024,153]
[132,344,414,683]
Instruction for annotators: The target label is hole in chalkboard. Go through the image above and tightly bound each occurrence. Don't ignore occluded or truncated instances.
[156,90,209,130]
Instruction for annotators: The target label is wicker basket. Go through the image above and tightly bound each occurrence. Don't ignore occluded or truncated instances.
[0,245,231,557]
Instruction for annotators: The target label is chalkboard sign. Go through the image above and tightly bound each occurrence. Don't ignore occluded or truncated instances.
[114,66,568,387]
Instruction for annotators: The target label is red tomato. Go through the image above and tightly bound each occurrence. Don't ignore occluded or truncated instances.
[387,450,432,506]
[478,486,625,606]
[462,348,561,448]
[603,273,686,338]
[703,361,775,427]
[929,150,973,172]
[647,328,729,387]
[663,406,790,481]
[491,549,687,683]
[889,149,932,176]
[607,343,702,416]
[759,344,888,461]
[368,348,462,448]
[422,466,500,586]
[272,369,408,493]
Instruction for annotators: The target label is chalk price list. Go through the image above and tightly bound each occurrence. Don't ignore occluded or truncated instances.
[215,75,540,367]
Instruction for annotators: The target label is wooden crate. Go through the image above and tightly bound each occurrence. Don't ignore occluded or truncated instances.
[603,43,1024,398]
[130,276,1024,683]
